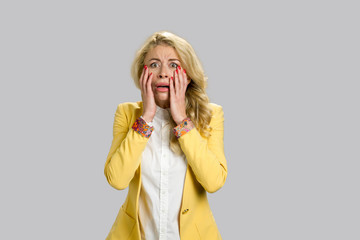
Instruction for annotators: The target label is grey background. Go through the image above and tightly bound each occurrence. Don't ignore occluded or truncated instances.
[1,0,359,239]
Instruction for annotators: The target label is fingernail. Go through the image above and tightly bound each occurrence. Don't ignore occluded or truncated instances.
[149,72,152,75]
[183,69,186,73]
[171,77,173,80]
[144,65,147,69]
[178,66,181,69]
[176,69,178,74]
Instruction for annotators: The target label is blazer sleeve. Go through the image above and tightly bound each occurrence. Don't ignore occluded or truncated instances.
[104,103,150,190]
[177,104,228,193]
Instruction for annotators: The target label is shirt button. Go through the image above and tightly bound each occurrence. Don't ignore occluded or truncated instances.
[182,209,189,214]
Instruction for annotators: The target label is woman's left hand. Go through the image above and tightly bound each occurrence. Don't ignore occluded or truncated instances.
[169,66,190,125]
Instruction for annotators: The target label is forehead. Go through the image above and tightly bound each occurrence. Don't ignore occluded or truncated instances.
[145,44,180,61]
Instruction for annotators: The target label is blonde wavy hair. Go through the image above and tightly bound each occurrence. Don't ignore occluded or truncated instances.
[131,31,213,155]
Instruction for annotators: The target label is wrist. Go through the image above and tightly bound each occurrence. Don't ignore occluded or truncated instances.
[142,113,154,123]
[175,116,188,125]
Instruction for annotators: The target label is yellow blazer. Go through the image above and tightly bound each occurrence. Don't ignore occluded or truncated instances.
[104,101,227,240]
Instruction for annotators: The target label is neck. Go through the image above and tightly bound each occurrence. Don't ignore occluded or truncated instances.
[155,100,170,109]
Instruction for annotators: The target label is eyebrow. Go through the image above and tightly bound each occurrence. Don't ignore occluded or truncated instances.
[148,58,180,62]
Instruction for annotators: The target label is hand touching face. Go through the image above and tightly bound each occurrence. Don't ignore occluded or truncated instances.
[142,44,190,124]
[169,65,190,124]
[144,45,181,108]
[139,65,156,123]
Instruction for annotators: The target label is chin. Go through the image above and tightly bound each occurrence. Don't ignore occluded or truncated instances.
[155,93,169,100]
[155,95,170,105]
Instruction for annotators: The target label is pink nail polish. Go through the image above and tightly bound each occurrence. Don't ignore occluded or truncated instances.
[144,65,147,69]
[176,69,178,74]
[183,69,186,74]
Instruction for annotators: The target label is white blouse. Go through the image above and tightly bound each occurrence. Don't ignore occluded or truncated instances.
[139,105,187,240]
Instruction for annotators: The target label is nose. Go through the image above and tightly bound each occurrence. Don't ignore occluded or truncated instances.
[158,66,171,79]
[159,74,168,79]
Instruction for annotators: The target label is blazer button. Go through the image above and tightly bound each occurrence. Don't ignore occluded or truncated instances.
[182,209,189,214]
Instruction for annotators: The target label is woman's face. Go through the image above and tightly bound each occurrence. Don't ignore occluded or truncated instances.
[144,44,181,108]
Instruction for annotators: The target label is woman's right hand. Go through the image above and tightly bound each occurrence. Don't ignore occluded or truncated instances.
[140,65,156,122]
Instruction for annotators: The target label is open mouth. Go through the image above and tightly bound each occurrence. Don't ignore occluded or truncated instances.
[156,84,170,92]
[156,82,170,89]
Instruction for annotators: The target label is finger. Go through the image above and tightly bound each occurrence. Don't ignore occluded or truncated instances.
[175,67,181,95]
[142,66,149,94]
[172,70,177,95]
[179,67,187,92]
[139,66,145,91]
[146,72,153,96]
[169,76,175,99]
[179,67,186,93]
[176,66,183,93]
[182,68,189,88]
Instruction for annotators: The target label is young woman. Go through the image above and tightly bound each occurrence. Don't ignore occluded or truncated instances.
[104,31,227,240]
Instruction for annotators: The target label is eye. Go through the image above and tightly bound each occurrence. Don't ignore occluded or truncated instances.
[170,62,178,68]
[149,62,159,68]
